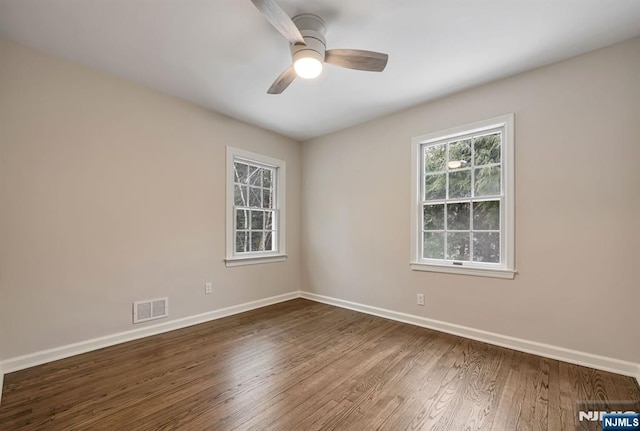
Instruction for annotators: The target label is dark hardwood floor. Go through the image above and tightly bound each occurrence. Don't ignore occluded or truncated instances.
[0,299,638,430]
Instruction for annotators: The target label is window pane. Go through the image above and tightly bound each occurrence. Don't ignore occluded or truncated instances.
[263,189,273,208]
[424,232,444,259]
[424,204,444,230]
[251,210,264,229]
[425,173,446,200]
[425,144,446,172]
[474,133,501,166]
[448,139,472,170]
[236,209,248,229]
[264,231,273,251]
[447,232,470,261]
[234,162,249,184]
[264,211,275,230]
[263,169,273,188]
[474,166,501,196]
[251,231,265,252]
[249,187,262,207]
[473,200,500,230]
[235,231,248,253]
[249,166,262,186]
[234,185,247,206]
[447,202,470,230]
[473,232,500,263]
[448,170,471,198]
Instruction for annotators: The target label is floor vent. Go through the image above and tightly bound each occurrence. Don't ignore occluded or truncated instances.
[133,297,169,324]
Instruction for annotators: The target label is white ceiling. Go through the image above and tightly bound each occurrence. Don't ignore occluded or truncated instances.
[1,1,639,141]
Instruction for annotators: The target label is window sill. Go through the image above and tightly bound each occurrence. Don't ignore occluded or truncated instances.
[410,262,516,279]
[225,254,288,267]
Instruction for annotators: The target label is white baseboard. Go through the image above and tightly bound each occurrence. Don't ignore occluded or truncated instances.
[0,365,4,405]
[300,291,640,380]
[0,291,299,375]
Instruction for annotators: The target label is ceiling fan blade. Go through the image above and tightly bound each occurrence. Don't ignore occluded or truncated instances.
[250,0,306,45]
[267,66,297,94]
[325,49,389,72]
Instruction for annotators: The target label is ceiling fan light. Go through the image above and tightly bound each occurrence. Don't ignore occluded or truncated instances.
[294,56,323,79]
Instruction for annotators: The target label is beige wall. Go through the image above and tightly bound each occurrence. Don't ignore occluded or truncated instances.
[0,39,302,359]
[302,38,640,363]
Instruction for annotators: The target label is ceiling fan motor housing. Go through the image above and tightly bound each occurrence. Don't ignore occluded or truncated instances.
[290,14,326,65]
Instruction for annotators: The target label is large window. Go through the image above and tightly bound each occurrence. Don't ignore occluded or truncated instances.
[410,114,515,279]
[226,147,286,267]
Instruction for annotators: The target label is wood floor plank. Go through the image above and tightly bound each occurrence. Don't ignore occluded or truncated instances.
[0,299,638,430]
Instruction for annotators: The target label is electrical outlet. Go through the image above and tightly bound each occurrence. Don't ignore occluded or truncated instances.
[205,282,213,294]
[417,293,425,306]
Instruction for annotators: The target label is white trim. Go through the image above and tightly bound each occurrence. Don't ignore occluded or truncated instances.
[636,364,640,388]
[0,365,4,406]
[300,291,640,379]
[411,114,515,277]
[0,291,299,374]
[226,146,287,266]
[225,254,288,267]
[410,262,516,279]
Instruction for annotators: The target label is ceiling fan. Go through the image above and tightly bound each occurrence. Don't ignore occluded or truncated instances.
[250,0,389,94]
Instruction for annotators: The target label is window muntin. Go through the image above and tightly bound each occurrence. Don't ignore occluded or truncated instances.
[411,114,514,278]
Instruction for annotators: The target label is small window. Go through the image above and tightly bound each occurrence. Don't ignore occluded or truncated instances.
[226,147,286,267]
[410,114,515,279]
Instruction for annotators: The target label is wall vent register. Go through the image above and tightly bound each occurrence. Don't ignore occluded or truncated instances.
[133,297,169,324]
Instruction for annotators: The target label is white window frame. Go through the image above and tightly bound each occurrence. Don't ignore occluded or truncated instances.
[225,146,287,267]
[410,114,515,279]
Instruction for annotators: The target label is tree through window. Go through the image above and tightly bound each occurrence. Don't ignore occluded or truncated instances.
[233,161,276,253]
[422,132,502,262]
